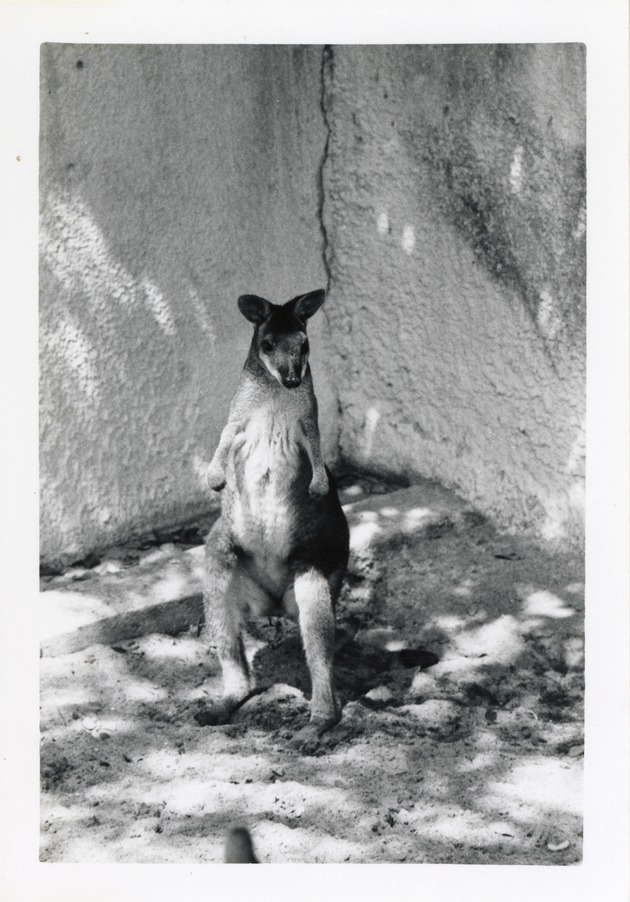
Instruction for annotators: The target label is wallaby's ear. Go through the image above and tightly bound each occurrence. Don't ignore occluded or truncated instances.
[286,289,326,322]
[238,295,272,324]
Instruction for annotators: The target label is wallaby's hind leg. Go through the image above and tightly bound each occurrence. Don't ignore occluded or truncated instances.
[195,523,252,726]
[289,567,340,752]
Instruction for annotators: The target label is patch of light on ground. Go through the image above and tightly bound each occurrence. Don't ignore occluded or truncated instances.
[483,757,582,816]
[349,518,382,551]
[135,634,205,661]
[457,751,499,773]
[343,484,365,497]
[522,589,575,619]
[403,507,433,530]
[123,681,168,703]
[378,506,400,518]
[454,615,524,665]
[433,615,467,631]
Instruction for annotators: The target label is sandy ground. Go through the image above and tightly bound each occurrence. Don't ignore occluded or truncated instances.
[40,478,584,864]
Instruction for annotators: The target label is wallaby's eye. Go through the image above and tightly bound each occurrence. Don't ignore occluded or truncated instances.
[302,339,309,355]
[261,339,273,354]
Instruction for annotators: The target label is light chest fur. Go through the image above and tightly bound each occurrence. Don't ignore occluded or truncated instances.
[224,385,312,555]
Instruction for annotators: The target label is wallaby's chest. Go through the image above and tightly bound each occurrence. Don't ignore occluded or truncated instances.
[236,405,304,481]
[225,398,310,553]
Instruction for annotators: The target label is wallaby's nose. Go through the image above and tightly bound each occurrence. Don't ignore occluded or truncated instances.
[282,375,301,389]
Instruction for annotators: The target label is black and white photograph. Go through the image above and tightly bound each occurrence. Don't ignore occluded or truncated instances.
[1,1,628,899]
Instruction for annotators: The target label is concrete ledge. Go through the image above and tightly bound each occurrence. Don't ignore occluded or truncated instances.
[40,483,473,657]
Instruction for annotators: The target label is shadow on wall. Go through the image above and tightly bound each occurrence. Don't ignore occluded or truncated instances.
[413,44,586,348]
[321,44,586,548]
[39,188,229,563]
[42,190,180,367]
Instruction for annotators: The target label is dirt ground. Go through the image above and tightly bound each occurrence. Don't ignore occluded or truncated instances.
[40,478,584,864]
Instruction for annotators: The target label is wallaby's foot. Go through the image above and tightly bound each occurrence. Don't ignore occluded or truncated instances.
[289,713,340,754]
[308,468,329,497]
[194,698,238,726]
[206,463,226,492]
[194,685,265,726]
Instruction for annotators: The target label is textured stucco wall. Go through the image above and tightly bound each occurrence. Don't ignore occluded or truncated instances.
[40,43,587,563]
[321,45,586,546]
[39,44,332,564]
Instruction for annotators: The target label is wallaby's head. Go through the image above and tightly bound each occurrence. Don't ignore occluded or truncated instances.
[238,289,325,389]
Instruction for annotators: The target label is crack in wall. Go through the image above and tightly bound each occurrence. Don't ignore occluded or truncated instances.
[318,44,334,294]
[317,45,346,467]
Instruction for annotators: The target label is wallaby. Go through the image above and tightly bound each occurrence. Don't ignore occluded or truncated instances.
[196,289,349,752]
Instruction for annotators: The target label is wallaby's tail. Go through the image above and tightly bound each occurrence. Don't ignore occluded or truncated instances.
[224,827,259,863]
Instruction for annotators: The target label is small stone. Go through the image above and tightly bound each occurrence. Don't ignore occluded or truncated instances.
[67,568,93,581]
[364,685,393,704]
[94,560,124,576]
[547,838,570,852]
[567,744,584,758]
[263,684,305,703]
[493,546,523,560]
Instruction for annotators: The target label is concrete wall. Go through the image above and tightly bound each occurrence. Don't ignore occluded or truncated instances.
[40,44,586,562]
[39,44,332,564]
[322,44,585,546]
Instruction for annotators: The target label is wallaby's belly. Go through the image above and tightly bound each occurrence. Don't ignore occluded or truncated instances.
[225,411,308,565]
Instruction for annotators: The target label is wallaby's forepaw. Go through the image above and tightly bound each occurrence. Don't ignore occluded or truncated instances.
[308,470,329,497]
[206,463,226,492]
